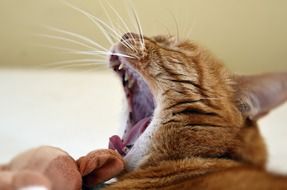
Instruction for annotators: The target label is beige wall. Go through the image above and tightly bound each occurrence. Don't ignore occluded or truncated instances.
[0,0,287,73]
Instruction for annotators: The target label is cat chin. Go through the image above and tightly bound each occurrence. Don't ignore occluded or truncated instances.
[124,108,162,171]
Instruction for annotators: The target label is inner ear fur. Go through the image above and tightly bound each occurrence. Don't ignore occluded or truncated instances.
[234,72,287,120]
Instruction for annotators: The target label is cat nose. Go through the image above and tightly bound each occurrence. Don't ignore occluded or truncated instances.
[121,32,138,42]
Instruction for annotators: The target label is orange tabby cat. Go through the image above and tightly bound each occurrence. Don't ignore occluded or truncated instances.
[105,33,287,190]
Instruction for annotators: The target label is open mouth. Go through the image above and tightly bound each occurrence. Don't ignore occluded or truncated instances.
[108,52,155,157]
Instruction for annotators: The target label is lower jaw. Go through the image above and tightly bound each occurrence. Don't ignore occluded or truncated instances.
[109,117,152,156]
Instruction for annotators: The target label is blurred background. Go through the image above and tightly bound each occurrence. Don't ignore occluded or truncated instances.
[0,0,286,173]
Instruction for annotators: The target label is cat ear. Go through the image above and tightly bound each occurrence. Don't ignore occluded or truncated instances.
[235,72,287,120]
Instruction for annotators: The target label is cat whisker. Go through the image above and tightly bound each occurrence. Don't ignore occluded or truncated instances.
[38,45,106,57]
[104,0,138,47]
[99,0,124,35]
[84,7,136,52]
[77,50,137,59]
[85,13,117,47]
[45,26,108,51]
[63,1,136,52]
[37,45,84,52]
[169,11,180,41]
[73,50,135,58]
[47,59,107,66]
[36,34,96,50]
[128,0,145,50]
[120,40,138,54]
[97,3,136,52]
[62,0,117,46]
[39,44,136,59]
[98,0,139,53]
[48,62,106,70]
[109,52,137,59]
[75,50,111,56]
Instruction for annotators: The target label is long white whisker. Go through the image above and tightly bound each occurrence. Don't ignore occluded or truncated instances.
[37,45,83,52]
[110,52,136,58]
[104,0,138,54]
[45,26,108,51]
[38,44,135,61]
[104,1,136,42]
[127,0,145,50]
[104,0,130,32]
[48,59,107,66]
[99,0,124,35]
[74,50,111,56]
[37,45,107,57]
[71,50,136,58]
[62,1,115,45]
[62,1,136,51]
[36,34,95,50]
[88,14,136,51]
[99,0,138,53]
[169,11,180,41]
[85,14,116,46]
[87,12,136,52]
[41,44,135,58]
[47,62,107,70]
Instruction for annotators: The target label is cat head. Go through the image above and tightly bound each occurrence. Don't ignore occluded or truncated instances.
[109,32,287,171]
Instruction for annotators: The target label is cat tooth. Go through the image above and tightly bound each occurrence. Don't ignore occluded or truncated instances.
[124,72,129,81]
[118,63,124,70]
[123,147,129,154]
[128,79,135,88]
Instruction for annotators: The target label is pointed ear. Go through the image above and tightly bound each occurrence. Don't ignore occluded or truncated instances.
[235,72,287,120]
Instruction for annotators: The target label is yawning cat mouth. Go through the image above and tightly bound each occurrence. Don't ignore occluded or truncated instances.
[108,51,155,157]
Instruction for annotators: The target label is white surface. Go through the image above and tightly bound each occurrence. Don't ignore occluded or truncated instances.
[0,69,123,161]
[0,69,286,174]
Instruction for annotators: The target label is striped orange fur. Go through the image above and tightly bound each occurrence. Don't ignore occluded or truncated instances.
[105,33,287,190]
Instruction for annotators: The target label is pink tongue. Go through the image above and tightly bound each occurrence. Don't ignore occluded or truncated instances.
[123,117,151,145]
[109,117,151,156]
[109,135,126,156]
